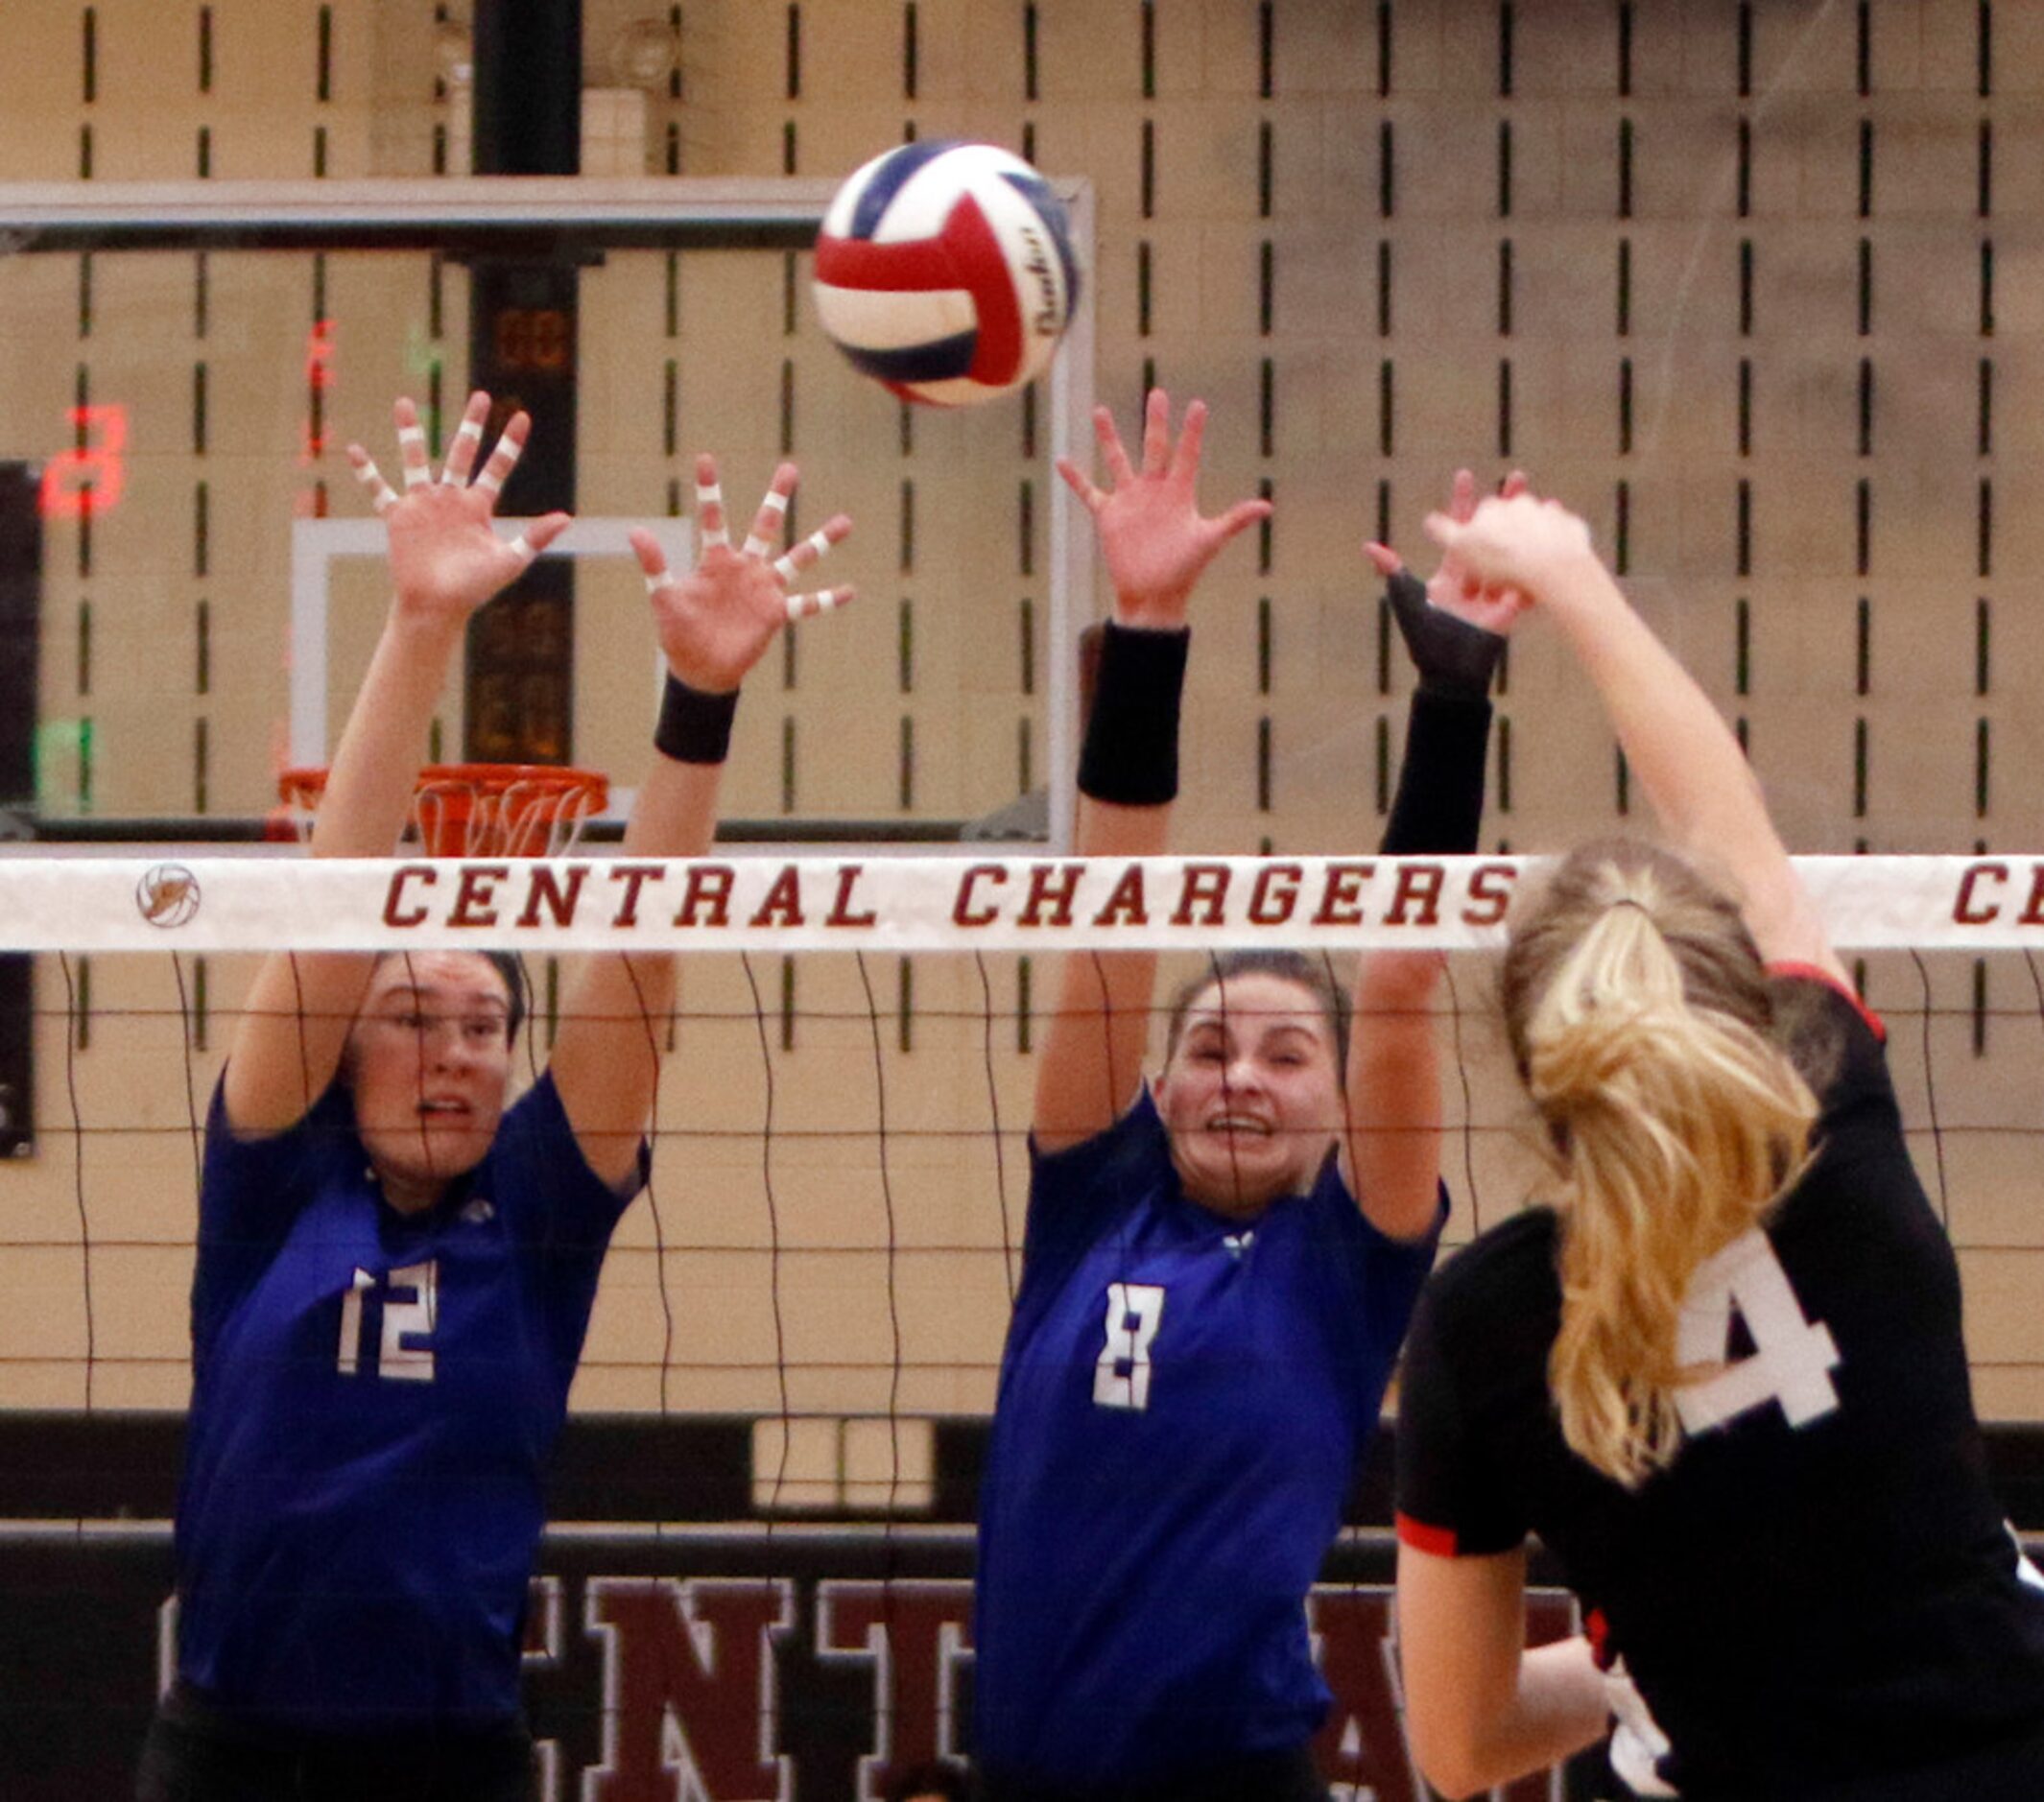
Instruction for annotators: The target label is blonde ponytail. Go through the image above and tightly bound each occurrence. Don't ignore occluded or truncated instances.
[1502,845,1818,1489]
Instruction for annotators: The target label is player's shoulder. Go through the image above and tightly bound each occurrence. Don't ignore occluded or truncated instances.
[493,1068,582,1156]
[1031,1083,1172,1185]
[1422,1206,1561,1324]
[1766,964,1891,1104]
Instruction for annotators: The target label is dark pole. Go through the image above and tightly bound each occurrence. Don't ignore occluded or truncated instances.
[464,0,582,766]
[0,465,37,1156]
[472,0,582,174]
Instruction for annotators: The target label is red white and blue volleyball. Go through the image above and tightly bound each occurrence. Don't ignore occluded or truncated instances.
[813,140,1081,408]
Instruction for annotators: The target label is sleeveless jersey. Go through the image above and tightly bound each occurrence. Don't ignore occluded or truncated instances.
[175,1071,642,1732]
[1395,972,2044,1799]
[975,1088,1442,1790]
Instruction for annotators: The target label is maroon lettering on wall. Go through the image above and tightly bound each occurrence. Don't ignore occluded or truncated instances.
[816,1579,976,1801]
[140,1553,1597,1796]
[1308,1589,1424,1801]
[1309,1584,1581,1801]
[582,1577,795,1801]
[523,1574,563,1664]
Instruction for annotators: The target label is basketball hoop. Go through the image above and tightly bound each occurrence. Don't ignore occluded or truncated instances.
[278,764,609,858]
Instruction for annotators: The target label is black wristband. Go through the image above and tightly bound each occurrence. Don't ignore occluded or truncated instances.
[1078,622,1191,807]
[654,673,740,766]
[1386,567,1506,701]
[1381,686,1493,856]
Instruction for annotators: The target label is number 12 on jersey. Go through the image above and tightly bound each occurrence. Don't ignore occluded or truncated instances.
[1676,1229,1839,1436]
[337,1261,439,1383]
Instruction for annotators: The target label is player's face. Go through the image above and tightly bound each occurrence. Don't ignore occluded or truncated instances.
[346,952,513,1212]
[1155,973,1342,1217]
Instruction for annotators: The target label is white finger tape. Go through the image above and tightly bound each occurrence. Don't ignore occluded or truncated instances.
[772,531,836,584]
[508,533,535,564]
[351,457,399,514]
[642,571,672,595]
[397,424,431,487]
[696,481,729,548]
[760,488,791,513]
[741,533,773,558]
[784,586,850,622]
[440,416,486,484]
[474,434,526,496]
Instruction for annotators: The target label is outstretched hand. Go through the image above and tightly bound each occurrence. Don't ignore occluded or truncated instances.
[1367,468,1533,637]
[347,391,571,628]
[1367,469,1530,697]
[630,455,853,694]
[1420,489,1597,603]
[1058,389,1271,628]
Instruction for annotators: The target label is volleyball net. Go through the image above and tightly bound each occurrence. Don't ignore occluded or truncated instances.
[3,848,2042,1459]
[7,847,2044,1795]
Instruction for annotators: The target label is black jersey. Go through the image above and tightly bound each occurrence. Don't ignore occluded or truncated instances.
[1395,971,2044,1799]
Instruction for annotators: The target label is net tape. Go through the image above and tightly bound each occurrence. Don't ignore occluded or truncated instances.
[1,854,2036,953]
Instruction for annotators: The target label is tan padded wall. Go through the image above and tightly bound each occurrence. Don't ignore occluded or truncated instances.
[6,2,2044,1443]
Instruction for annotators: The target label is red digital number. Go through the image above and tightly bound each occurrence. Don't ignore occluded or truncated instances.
[39,405,128,518]
[493,308,571,373]
[301,319,337,463]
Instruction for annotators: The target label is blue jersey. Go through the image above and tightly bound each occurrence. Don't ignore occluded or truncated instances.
[974,1088,1442,1789]
[175,1071,641,1732]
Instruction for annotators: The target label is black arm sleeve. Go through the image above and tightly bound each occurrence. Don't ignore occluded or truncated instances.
[1379,686,1493,856]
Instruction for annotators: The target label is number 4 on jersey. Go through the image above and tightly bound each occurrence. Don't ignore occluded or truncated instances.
[1676,1229,1840,1436]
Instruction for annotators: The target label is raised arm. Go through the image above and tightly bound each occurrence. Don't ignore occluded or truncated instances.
[223,393,569,1137]
[543,457,852,1189]
[1423,493,1843,981]
[1033,391,1270,1151]
[1339,472,1519,1241]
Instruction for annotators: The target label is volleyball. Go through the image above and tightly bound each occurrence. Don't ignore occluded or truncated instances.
[813,140,1081,407]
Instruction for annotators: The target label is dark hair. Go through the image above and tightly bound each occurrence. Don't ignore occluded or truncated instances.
[1162,949,1351,1080]
[369,948,526,1042]
[881,1765,971,1802]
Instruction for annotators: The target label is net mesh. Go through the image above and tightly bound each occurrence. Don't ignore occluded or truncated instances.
[6,851,2043,1791]
[277,764,612,860]
[5,851,2044,1442]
